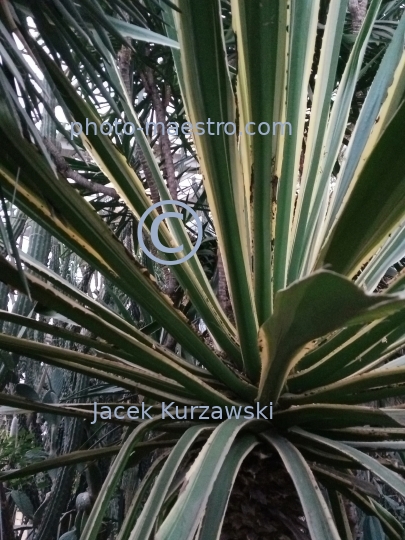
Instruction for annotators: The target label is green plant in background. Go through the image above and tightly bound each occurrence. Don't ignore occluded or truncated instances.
[0,0,405,538]
[0,420,40,471]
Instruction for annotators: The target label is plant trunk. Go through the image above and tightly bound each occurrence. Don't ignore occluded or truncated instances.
[221,452,310,540]
[349,0,368,33]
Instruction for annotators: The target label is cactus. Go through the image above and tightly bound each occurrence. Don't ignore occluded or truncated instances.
[34,374,86,540]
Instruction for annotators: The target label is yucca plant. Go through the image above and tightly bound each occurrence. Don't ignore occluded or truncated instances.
[1,0,405,538]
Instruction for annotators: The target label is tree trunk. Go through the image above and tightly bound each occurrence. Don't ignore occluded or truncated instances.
[349,0,368,34]
[221,451,310,540]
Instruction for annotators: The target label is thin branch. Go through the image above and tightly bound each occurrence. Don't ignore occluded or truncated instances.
[43,138,119,199]
[117,44,160,205]
[141,66,178,200]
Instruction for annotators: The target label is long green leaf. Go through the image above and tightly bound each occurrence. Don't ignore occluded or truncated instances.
[291,428,405,499]
[116,453,168,540]
[128,425,212,540]
[288,0,348,282]
[283,366,405,406]
[289,303,405,392]
[261,431,340,540]
[326,490,352,540]
[274,404,401,430]
[317,97,405,277]
[155,419,264,540]
[80,418,163,540]
[0,392,113,424]
[197,435,259,540]
[0,330,199,402]
[40,41,241,364]
[105,16,180,48]
[327,486,402,540]
[172,0,260,382]
[258,270,405,402]
[231,0,286,324]
[328,11,405,230]
[0,268,238,404]
[272,0,320,292]
[356,219,405,292]
[13,255,215,380]
[0,253,254,404]
[0,110,249,400]
[299,0,382,275]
